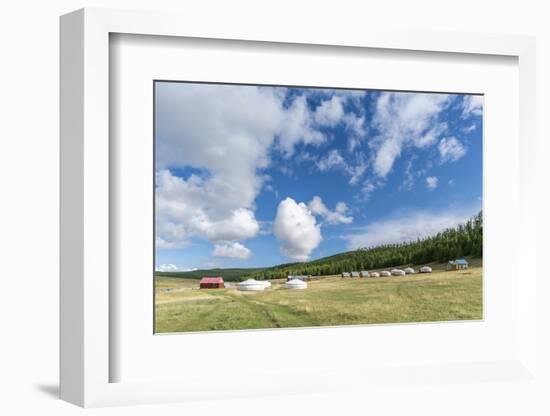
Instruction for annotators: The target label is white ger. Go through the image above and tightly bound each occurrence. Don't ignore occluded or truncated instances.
[285,278,308,290]
[404,267,415,274]
[420,266,433,273]
[287,275,308,281]
[391,269,406,276]
[237,279,266,291]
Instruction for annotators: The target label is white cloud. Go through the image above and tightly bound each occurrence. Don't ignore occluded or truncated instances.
[373,138,401,178]
[305,88,367,107]
[155,264,197,272]
[317,149,346,172]
[438,136,467,163]
[426,176,439,190]
[278,93,366,156]
[316,149,368,185]
[371,92,452,177]
[415,122,448,148]
[156,221,191,249]
[346,207,479,249]
[277,95,325,155]
[344,113,366,138]
[313,96,345,127]
[156,83,283,172]
[400,159,415,191]
[462,123,477,134]
[213,242,251,259]
[361,181,377,200]
[155,263,179,272]
[347,155,368,185]
[347,136,360,153]
[155,84,285,248]
[203,209,260,242]
[273,197,322,262]
[258,220,273,236]
[308,196,353,225]
[155,169,260,247]
[344,113,367,153]
[462,95,483,118]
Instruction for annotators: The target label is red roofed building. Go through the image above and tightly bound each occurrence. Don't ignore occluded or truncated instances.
[199,277,225,289]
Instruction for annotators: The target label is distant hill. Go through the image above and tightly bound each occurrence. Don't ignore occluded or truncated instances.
[154,267,266,281]
[156,211,482,282]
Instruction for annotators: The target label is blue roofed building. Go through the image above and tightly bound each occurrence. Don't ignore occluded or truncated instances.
[446,259,469,271]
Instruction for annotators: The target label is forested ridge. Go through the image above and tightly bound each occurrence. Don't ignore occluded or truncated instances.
[156,211,482,281]
[245,211,482,280]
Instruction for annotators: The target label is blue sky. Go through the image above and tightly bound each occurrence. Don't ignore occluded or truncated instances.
[154,82,482,272]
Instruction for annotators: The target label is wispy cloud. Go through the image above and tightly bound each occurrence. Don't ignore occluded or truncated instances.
[425,176,439,190]
[346,205,480,249]
[438,136,467,163]
[316,149,346,172]
[371,92,453,177]
[155,264,198,272]
[400,159,415,191]
[316,149,368,185]
[361,180,378,200]
[462,95,483,118]
[308,196,353,225]
[462,123,477,134]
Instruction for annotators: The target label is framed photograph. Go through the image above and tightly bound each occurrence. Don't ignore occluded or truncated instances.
[152,80,484,335]
[60,8,538,407]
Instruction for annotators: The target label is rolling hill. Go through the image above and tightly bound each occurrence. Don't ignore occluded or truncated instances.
[154,268,266,281]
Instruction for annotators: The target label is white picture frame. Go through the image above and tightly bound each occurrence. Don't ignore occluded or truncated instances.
[60,8,538,407]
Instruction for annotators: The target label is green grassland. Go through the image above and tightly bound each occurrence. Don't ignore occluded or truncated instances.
[154,265,482,333]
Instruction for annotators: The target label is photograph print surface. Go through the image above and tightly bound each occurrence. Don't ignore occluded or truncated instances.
[154,81,483,333]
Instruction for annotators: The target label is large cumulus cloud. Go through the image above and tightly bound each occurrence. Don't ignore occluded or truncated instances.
[273,197,322,262]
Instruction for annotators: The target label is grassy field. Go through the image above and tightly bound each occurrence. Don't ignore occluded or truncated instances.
[154,266,482,333]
